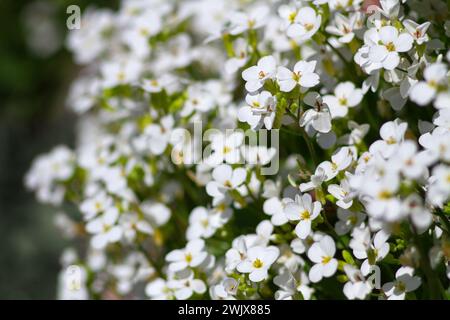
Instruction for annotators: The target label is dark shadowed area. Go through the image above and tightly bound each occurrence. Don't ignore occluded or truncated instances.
[0,0,117,299]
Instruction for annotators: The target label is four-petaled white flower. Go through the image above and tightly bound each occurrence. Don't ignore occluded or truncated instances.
[307,235,338,283]
[382,266,421,300]
[238,91,277,129]
[237,246,280,282]
[206,164,247,204]
[166,239,208,272]
[299,92,332,133]
[286,7,321,41]
[410,63,448,106]
[284,194,322,239]
[277,60,320,92]
[86,207,123,250]
[366,26,413,70]
[403,19,431,45]
[242,55,277,92]
[323,82,363,118]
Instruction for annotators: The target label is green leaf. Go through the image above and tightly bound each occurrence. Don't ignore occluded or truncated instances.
[342,250,355,265]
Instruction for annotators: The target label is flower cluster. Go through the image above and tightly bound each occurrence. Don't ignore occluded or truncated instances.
[26,0,450,300]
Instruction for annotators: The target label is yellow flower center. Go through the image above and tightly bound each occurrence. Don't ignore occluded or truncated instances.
[386,42,396,52]
[223,146,231,154]
[304,23,314,31]
[321,256,332,264]
[292,71,302,82]
[428,79,437,88]
[139,28,149,36]
[378,190,393,200]
[117,72,125,81]
[252,258,264,268]
[338,97,348,106]
[300,210,311,220]
[185,253,193,263]
[386,137,397,145]
[331,162,338,171]
[395,281,406,292]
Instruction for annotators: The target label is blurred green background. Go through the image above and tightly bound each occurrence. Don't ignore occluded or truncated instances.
[0,0,117,299]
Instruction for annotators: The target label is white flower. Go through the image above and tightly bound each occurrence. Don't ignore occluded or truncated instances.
[299,92,332,133]
[366,26,413,70]
[286,7,321,41]
[140,201,171,227]
[120,213,153,241]
[211,277,239,300]
[323,82,363,118]
[247,220,274,247]
[145,278,174,300]
[180,84,215,116]
[350,228,390,276]
[241,146,277,166]
[328,179,355,210]
[165,239,208,272]
[278,4,300,29]
[236,246,279,282]
[79,191,114,220]
[206,132,244,166]
[363,174,403,221]
[206,164,247,204]
[299,166,328,192]
[141,74,177,93]
[141,115,174,155]
[402,194,433,233]
[338,121,370,145]
[316,146,357,182]
[167,269,207,300]
[382,266,421,300]
[224,38,249,74]
[186,207,222,240]
[343,264,372,300]
[334,208,365,235]
[391,141,434,179]
[242,55,277,92]
[276,60,320,92]
[427,164,450,207]
[238,91,277,130]
[229,6,269,35]
[284,194,322,239]
[307,235,338,283]
[100,59,142,88]
[325,13,359,44]
[370,118,407,158]
[86,207,123,249]
[403,19,431,45]
[419,128,450,162]
[225,236,251,273]
[410,63,448,106]
[274,268,313,300]
[263,196,290,226]
[122,11,162,58]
